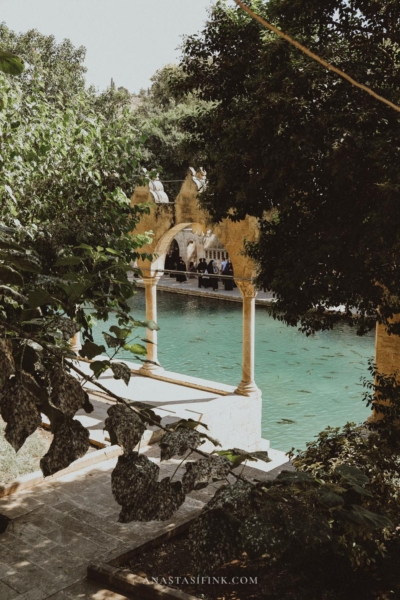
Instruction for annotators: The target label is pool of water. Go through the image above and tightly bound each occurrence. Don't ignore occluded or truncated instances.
[93,290,375,452]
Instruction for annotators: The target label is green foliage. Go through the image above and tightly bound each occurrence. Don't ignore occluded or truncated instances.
[216,447,271,467]
[0,24,85,102]
[177,0,400,334]
[131,65,209,198]
[187,364,400,575]
[0,25,156,476]
[189,458,393,573]
[0,49,24,76]
[363,359,400,424]
[1,23,397,593]
[289,420,400,568]
[0,41,24,111]
[0,29,228,523]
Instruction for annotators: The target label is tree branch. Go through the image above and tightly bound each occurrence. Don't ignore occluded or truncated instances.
[234,0,400,114]
[0,319,246,481]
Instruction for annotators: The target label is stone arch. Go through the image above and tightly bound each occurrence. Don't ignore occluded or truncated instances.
[149,222,247,284]
[132,169,260,281]
[150,222,194,275]
[130,169,261,397]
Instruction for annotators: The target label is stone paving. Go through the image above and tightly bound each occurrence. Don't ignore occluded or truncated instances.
[0,455,203,599]
[0,443,292,599]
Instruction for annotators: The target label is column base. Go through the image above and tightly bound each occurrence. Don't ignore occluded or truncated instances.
[234,380,261,397]
[138,362,164,376]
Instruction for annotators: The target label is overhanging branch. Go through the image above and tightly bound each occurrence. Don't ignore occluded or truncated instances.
[234,0,400,114]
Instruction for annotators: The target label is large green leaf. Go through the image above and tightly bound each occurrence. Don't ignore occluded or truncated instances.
[318,491,344,509]
[350,505,393,530]
[110,362,131,385]
[103,332,121,348]
[335,465,370,486]
[0,265,23,285]
[80,340,106,360]
[54,256,83,266]
[133,319,160,331]
[90,360,111,378]
[28,288,54,308]
[145,319,160,331]
[0,49,25,75]
[109,325,131,339]
[0,252,42,273]
[20,308,41,322]
[215,449,256,468]
[275,471,315,484]
[0,237,25,252]
[57,282,87,300]
[123,343,147,355]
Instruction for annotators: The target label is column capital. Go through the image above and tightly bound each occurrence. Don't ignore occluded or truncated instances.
[235,280,257,298]
[141,273,162,286]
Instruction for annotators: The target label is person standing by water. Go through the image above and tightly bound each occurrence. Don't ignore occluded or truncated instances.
[164,252,173,275]
[206,259,219,291]
[222,260,234,290]
[220,256,228,274]
[176,257,187,283]
[197,258,207,288]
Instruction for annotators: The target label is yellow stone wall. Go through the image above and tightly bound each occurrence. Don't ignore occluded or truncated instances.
[131,170,259,280]
[375,316,400,376]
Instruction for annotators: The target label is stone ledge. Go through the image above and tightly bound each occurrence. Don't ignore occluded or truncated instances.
[136,368,235,396]
[0,444,123,499]
[78,356,237,397]
[88,506,203,600]
[106,500,203,567]
[88,562,199,600]
[136,280,274,306]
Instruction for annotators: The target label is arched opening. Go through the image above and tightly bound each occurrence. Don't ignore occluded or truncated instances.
[168,239,180,262]
[148,222,202,276]
[139,221,259,397]
[148,222,237,279]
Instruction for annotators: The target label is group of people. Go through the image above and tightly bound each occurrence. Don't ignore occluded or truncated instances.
[164,253,234,291]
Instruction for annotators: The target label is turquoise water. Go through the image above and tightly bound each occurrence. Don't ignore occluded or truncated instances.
[93,290,375,452]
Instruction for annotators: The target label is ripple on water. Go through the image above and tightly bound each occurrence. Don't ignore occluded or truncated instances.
[92,290,374,452]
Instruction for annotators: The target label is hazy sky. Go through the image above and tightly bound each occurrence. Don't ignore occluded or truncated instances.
[0,0,233,93]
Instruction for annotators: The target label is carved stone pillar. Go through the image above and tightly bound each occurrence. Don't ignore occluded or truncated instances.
[70,332,82,355]
[368,315,400,422]
[235,281,260,396]
[139,275,163,373]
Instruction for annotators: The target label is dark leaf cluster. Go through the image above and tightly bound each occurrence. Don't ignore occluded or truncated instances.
[177,0,400,334]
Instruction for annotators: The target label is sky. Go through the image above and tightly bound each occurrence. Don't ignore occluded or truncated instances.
[0,0,234,93]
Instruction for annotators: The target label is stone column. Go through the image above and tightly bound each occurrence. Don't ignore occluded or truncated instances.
[235,281,260,396]
[139,275,163,373]
[368,315,400,422]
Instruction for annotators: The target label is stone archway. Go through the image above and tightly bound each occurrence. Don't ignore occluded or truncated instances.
[131,168,399,421]
[131,169,261,397]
